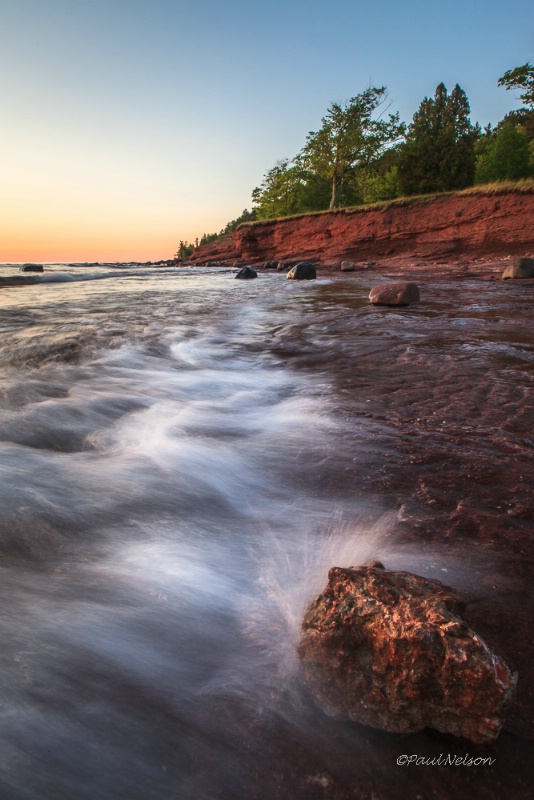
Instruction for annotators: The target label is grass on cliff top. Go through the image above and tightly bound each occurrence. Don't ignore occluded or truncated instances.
[237,178,534,230]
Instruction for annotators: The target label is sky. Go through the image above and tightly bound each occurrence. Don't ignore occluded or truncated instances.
[0,0,533,262]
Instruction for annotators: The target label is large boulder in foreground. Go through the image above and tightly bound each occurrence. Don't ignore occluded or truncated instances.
[298,562,516,743]
[502,257,534,279]
[369,282,420,305]
[287,261,317,280]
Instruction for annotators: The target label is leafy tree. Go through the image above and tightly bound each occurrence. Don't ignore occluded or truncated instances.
[397,83,477,195]
[475,123,532,183]
[358,165,400,203]
[498,62,534,109]
[252,158,332,219]
[252,159,306,219]
[300,87,404,209]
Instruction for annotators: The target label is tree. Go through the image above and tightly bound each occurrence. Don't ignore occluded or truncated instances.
[397,83,477,195]
[175,240,194,258]
[300,87,404,210]
[498,63,534,110]
[475,123,532,183]
[252,159,308,219]
[252,157,332,219]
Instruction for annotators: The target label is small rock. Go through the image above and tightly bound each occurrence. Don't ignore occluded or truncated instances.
[369,282,420,306]
[340,261,356,272]
[287,261,317,280]
[235,266,257,280]
[264,260,278,270]
[298,562,516,743]
[502,257,534,279]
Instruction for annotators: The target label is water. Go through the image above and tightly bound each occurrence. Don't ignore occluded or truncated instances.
[0,263,533,799]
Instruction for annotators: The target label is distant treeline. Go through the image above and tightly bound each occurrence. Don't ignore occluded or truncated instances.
[176,62,534,258]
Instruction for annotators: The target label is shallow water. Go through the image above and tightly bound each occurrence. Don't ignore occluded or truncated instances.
[0,264,533,799]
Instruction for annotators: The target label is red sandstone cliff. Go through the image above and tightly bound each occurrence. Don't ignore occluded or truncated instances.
[189,188,534,267]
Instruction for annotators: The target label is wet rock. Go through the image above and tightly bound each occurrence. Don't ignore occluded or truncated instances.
[298,562,516,743]
[502,257,534,279]
[340,260,356,272]
[286,261,317,280]
[235,266,257,280]
[264,260,278,270]
[369,282,420,305]
[20,263,44,272]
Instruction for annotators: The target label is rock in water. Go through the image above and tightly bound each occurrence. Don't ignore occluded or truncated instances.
[20,263,44,273]
[286,261,317,280]
[369,282,420,305]
[297,562,516,743]
[235,266,258,279]
[501,257,534,279]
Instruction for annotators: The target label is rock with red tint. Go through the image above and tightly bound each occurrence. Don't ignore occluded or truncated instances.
[297,562,517,743]
[502,256,534,279]
[369,282,420,305]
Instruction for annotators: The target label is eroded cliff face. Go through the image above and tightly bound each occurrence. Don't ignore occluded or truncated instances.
[190,189,534,266]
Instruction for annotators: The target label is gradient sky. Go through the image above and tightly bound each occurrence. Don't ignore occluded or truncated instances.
[1,0,533,262]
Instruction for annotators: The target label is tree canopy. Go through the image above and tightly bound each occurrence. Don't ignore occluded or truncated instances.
[300,87,405,209]
[475,123,532,183]
[498,63,534,110]
[397,83,477,195]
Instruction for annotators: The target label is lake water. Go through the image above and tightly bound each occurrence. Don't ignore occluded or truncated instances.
[0,263,533,799]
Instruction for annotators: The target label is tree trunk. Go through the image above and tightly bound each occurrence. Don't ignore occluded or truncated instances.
[329,175,338,210]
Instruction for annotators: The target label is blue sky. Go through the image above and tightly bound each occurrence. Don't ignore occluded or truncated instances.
[0,0,532,260]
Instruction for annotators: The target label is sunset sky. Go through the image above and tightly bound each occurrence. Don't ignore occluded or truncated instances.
[1,0,532,262]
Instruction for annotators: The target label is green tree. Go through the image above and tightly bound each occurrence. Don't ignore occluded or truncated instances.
[252,158,331,219]
[358,165,400,203]
[398,83,477,195]
[300,87,404,210]
[475,123,532,183]
[252,159,306,219]
[498,62,534,109]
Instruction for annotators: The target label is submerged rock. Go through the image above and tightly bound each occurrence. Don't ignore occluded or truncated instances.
[286,261,317,280]
[502,257,534,279]
[298,561,516,743]
[20,263,44,273]
[369,282,420,305]
[235,266,257,280]
[0,275,41,287]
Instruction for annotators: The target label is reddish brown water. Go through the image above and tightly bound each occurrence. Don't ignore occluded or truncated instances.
[0,266,532,799]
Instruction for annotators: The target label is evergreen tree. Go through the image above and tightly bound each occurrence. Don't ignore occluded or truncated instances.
[397,83,477,195]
